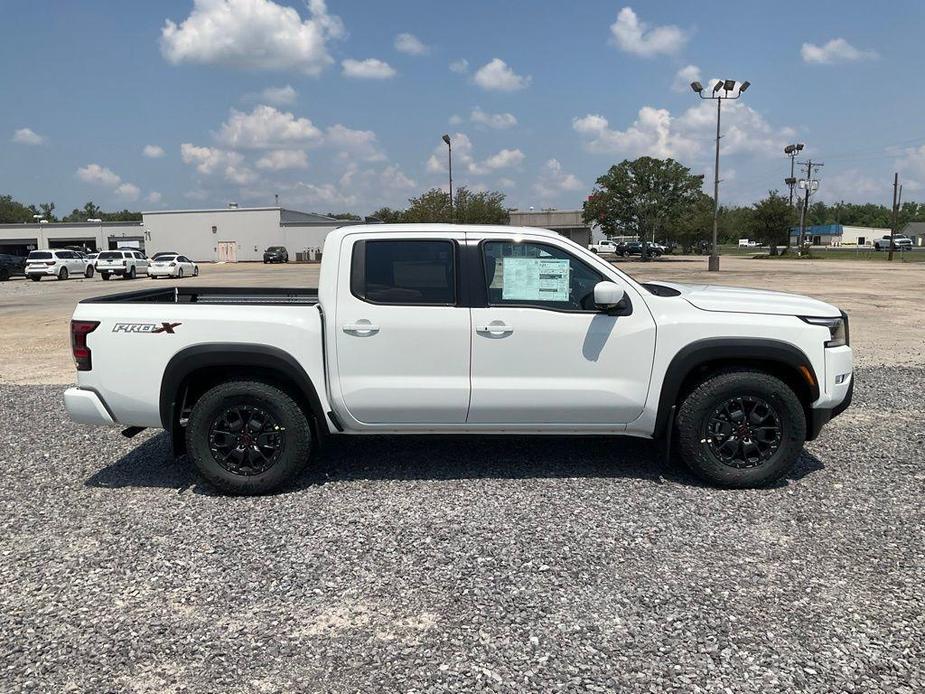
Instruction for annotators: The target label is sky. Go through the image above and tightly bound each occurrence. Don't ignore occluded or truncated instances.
[2,0,924,216]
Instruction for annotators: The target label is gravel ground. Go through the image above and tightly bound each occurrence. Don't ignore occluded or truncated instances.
[1,368,923,693]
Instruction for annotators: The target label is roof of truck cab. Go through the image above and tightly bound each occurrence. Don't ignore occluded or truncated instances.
[332,223,562,239]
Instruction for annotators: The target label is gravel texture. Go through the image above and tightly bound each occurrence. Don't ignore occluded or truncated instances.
[1,367,923,693]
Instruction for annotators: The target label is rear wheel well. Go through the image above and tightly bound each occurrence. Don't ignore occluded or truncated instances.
[167,363,325,456]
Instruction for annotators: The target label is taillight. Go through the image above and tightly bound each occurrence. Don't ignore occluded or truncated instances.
[70,320,100,371]
[46,261,55,266]
[122,260,127,266]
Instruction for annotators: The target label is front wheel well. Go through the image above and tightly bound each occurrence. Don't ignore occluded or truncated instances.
[674,359,814,432]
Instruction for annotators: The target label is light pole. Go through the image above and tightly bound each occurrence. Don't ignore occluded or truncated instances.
[442,134,453,223]
[784,143,804,208]
[690,78,750,271]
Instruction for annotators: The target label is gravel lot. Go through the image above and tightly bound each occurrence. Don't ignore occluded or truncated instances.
[1,367,923,693]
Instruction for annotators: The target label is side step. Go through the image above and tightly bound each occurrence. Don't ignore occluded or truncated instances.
[121,426,146,439]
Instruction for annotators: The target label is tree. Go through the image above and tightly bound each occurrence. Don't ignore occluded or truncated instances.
[368,207,404,224]
[82,201,102,220]
[583,157,704,245]
[453,188,509,225]
[38,202,57,222]
[402,188,453,223]
[0,194,36,223]
[749,191,794,255]
[671,192,715,252]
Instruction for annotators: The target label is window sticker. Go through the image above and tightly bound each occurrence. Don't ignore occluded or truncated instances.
[501,257,570,301]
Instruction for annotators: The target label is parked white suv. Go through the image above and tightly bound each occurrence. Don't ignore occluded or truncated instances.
[147,254,199,279]
[588,239,620,254]
[873,235,913,251]
[96,250,149,280]
[25,250,94,281]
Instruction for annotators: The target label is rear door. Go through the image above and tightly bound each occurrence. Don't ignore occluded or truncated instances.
[467,236,657,425]
[331,232,470,425]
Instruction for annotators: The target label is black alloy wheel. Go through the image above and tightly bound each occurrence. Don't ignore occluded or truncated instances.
[207,404,284,477]
[702,395,782,469]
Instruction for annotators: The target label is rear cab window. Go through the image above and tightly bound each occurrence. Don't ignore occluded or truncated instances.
[351,239,456,305]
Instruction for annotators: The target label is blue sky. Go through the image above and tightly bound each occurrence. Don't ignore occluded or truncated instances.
[2,0,923,216]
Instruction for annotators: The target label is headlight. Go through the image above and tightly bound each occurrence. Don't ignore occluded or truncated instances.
[801,315,848,347]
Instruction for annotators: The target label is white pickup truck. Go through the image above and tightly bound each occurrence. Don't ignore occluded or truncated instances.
[64,224,853,494]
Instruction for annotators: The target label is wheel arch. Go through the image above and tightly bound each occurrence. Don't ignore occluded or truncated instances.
[160,343,328,453]
[653,338,820,441]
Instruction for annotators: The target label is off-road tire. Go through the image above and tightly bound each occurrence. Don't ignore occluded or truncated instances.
[186,380,313,495]
[676,369,806,488]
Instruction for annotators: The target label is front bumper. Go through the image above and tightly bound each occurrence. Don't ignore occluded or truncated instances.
[64,387,116,426]
[806,345,854,440]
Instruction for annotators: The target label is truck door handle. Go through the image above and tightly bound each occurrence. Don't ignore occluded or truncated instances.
[476,322,514,336]
[343,321,379,335]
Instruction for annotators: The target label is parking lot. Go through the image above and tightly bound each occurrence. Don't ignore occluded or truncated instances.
[1,256,923,692]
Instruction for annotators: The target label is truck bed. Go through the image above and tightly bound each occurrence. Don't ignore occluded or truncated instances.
[81,286,319,306]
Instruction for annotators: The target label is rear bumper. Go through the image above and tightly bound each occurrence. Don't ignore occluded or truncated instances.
[64,387,116,426]
[147,268,177,276]
[25,267,57,276]
[97,266,127,275]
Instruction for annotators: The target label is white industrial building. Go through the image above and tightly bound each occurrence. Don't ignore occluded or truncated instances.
[0,205,361,261]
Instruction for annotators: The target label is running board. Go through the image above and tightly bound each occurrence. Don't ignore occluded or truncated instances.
[121,426,146,438]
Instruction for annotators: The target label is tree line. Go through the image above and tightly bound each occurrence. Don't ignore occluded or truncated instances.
[0,196,142,224]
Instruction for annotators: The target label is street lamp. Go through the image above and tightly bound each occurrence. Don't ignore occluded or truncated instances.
[442,134,453,223]
[784,143,804,207]
[691,78,750,271]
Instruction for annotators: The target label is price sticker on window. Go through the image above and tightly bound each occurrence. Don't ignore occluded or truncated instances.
[502,257,570,301]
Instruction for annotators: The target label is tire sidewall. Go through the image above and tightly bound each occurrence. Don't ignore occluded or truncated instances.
[677,370,806,488]
[186,381,312,495]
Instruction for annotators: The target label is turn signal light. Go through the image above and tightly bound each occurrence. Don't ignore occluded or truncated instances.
[70,320,100,371]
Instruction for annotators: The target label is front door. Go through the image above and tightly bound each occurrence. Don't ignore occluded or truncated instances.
[468,238,656,425]
[217,241,237,262]
[332,234,471,425]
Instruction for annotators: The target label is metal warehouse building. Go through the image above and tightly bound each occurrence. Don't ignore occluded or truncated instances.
[789,224,892,247]
[0,205,359,261]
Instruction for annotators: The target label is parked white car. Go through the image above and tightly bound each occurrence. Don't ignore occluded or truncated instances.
[65,223,853,495]
[147,254,199,279]
[588,239,620,254]
[96,250,149,280]
[873,235,913,251]
[25,249,94,281]
[738,239,759,248]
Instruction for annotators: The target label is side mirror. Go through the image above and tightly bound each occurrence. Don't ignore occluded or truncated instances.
[593,281,626,312]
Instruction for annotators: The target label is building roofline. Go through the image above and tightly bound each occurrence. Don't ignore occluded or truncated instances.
[0,221,143,229]
[142,206,335,220]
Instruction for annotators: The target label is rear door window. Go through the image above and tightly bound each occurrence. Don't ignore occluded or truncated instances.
[351,239,456,305]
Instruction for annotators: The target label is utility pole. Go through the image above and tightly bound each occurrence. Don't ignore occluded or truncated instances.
[784,143,804,207]
[797,159,823,252]
[442,134,454,223]
[889,173,900,262]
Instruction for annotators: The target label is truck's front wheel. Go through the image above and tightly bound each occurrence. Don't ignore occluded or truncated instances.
[676,369,806,488]
[186,380,313,495]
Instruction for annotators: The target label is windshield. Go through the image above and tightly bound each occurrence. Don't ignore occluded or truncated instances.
[28,251,52,260]
[267,247,284,252]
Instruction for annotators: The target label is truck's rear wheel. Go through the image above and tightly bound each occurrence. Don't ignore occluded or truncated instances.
[675,369,806,488]
[186,380,312,495]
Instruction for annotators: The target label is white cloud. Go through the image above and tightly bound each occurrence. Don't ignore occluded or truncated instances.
[449,59,469,74]
[573,108,697,160]
[12,128,46,145]
[180,143,255,184]
[160,0,345,75]
[256,149,309,170]
[474,148,525,174]
[801,38,879,64]
[116,183,141,201]
[143,144,165,158]
[426,133,523,176]
[610,7,687,57]
[573,99,796,162]
[255,85,298,105]
[76,163,142,201]
[448,114,463,125]
[473,58,531,91]
[146,191,163,204]
[471,107,517,129]
[325,124,385,162]
[216,105,322,149]
[77,164,123,187]
[672,64,701,93]
[533,158,584,201]
[497,177,516,189]
[342,58,397,79]
[394,33,429,55]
